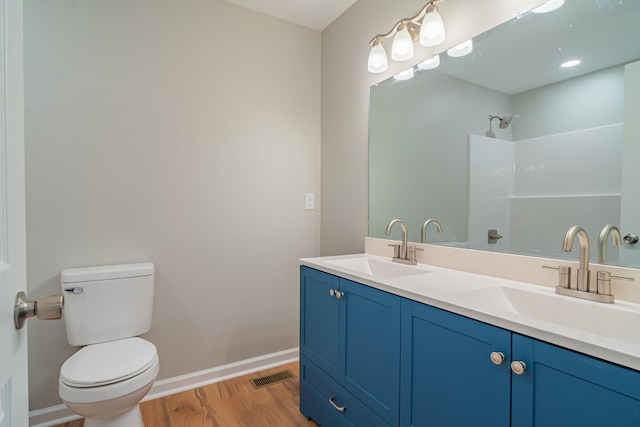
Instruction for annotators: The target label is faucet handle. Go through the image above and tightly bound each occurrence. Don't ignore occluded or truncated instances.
[388,243,401,258]
[596,271,635,297]
[542,265,572,288]
[407,246,423,263]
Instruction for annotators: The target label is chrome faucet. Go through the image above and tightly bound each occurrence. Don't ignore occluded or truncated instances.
[556,225,634,303]
[598,224,622,265]
[421,219,442,243]
[385,219,420,265]
[385,219,408,260]
[562,226,591,292]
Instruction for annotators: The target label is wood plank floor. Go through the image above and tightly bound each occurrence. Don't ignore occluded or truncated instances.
[53,361,318,427]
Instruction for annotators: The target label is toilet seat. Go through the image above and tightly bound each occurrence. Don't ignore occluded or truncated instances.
[59,337,159,405]
[61,337,157,387]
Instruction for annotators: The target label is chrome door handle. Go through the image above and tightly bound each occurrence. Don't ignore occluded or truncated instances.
[490,351,505,365]
[14,291,63,330]
[511,361,527,375]
[328,395,346,413]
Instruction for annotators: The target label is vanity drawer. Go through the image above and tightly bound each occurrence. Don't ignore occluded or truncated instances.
[300,357,389,427]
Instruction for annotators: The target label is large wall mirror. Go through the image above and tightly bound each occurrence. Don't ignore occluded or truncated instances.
[369,0,640,268]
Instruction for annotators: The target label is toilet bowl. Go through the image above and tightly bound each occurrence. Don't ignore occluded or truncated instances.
[58,263,157,427]
[59,338,159,427]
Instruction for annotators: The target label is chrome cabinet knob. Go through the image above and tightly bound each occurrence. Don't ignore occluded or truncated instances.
[335,291,344,299]
[329,289,335,297]
[490,351,505,365]
[510,361,527,375]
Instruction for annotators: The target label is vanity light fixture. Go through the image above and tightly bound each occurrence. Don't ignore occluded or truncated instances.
[532,0,564,14]
[394,67,415,81]
[447,39,473,57]
[367,0,446,73]
[418,54,440,70]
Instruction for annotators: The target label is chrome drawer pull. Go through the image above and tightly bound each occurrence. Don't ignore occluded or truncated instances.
[328,395,346,413]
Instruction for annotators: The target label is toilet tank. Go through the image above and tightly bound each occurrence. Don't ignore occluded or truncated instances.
[61,262,155,346]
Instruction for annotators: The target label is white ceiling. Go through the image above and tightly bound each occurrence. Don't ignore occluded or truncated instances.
[222,0,358,31]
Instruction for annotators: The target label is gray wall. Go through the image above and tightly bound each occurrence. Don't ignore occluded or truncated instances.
[512,65,624,140]
[24,0,320,410]
[320,0,545,256]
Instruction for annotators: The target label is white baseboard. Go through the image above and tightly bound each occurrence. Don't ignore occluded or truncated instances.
[29,347,300,427]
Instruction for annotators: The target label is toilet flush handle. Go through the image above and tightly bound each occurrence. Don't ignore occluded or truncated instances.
[14,292,63,330]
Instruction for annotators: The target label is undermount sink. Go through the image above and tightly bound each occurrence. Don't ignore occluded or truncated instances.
[452,285,640,344]
[325,256,431,279]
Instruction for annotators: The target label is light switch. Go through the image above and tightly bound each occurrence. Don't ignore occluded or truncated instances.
[305,193,315,210]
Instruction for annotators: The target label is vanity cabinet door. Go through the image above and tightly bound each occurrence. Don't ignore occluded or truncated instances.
[339,278,401,426]
[300,266,341,377]
[300,267,401,426]
[400,299,511,427]
[511,334,640,427]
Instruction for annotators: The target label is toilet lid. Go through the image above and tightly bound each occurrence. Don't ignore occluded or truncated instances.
[61,337,158,388]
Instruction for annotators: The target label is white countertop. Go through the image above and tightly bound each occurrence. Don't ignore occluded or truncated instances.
[301,253,640,371]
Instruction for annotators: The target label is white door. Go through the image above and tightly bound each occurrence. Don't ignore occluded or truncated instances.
[0,0,28,426]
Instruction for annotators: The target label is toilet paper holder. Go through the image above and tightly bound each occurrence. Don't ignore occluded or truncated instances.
[14,291,63,330]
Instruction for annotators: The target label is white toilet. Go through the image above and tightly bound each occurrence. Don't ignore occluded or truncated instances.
[58,262,159,427]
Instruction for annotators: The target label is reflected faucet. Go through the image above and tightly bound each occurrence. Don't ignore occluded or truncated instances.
[421,219,442,243]
[598,224,622,265]
[562,226,591,292]
[385,219,409,260]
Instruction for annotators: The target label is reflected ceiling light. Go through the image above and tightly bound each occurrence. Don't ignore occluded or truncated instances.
[394,67,415,81]
[368,39,389,73]
[417,55,440,70]
[367,1,446,73]
[420,3,445,47]
[532,0,564,14]
[561,59,581,68]
[392,23,415,61]
[447,39,473,57]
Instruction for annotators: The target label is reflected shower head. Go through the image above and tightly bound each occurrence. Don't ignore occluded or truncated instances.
[486,115,513,138]
[498,116,512,129]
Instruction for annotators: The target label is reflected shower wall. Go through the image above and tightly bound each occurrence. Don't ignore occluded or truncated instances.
[469,124,623,262]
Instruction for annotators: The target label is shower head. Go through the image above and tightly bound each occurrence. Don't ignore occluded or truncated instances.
[486,115,513,138]
[498,116,512,129]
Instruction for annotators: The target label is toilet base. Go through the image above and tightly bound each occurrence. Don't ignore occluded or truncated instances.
[84,404,143,427]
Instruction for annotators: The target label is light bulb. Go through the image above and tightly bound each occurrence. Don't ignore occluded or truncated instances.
[532,0,564,14]
[447,39,473,57]
[560,59,581,68]
[368,41,388,73]
[394,68,415,81]
[418,55,440,70]
[391,24,414,61]
[420,5,445,47]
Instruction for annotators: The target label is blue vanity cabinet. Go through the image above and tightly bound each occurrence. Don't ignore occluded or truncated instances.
[511,334,640,427]
[300,266,401,427]
[302,265,640,426]
[400,299,512,427]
